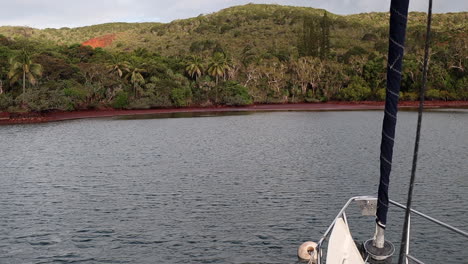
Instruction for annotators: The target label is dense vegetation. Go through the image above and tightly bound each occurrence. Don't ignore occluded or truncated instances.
[0,4,466,112]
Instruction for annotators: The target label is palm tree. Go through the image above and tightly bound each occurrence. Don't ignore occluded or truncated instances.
[185,56,204,81]
[207,53,231,103]
[108,56,130,78]
[207,52,231,85]
[8,50,42,103]
[124,62,146,98]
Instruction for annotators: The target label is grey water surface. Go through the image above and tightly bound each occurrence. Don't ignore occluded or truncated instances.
[0,110,467,264]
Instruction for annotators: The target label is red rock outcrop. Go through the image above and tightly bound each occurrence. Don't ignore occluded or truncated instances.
[82,34,116,48]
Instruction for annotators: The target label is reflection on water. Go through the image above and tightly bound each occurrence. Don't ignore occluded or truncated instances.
[0,111,466,263]
[424,108,468,114]
[116,111,253,120]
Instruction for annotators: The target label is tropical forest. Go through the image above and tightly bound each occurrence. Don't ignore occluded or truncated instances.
[0,4,466,112]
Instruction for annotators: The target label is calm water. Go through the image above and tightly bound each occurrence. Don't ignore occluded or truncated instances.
[0,110,467,264]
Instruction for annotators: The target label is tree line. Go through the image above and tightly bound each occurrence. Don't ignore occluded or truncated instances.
[0,10,466,112]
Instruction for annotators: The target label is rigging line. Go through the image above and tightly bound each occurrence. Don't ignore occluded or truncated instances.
[388,65,403,75]
[390,37,406,51]
[389,54,402,69]
[380,155,392,166]
[391,7,408,20]
[385,109,397,120]
[382,131,395,142]
[386,87,400,97]
[397,0,433,263]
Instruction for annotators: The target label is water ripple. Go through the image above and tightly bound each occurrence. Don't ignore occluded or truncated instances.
[0,111,466,263]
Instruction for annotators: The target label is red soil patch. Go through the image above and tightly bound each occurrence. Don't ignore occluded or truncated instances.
[1,101,467,125]
[82,34,116,48]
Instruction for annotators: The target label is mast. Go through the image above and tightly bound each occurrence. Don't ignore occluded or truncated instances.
[374,0,410,250]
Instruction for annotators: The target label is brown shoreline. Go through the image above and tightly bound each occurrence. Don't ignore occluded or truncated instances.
[1,101,467,125]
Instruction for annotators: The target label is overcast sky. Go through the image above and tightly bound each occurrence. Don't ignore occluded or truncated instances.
[0,0,466,29]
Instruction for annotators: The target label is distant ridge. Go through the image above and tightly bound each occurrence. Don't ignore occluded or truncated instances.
[0,4,465,56]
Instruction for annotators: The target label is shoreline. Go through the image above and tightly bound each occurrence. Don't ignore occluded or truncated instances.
[1,101,467,125]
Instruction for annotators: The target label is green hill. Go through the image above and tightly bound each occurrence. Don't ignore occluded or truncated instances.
[0,4,466,112]
[1,4,465,57]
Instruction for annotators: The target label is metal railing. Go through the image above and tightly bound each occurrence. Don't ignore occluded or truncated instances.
[389,199,468,264]
[314,196,468,264]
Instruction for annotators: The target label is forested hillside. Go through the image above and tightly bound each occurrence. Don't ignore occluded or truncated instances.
[0,4,466,112]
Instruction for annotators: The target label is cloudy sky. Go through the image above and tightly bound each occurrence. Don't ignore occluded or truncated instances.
[1,0,466,29]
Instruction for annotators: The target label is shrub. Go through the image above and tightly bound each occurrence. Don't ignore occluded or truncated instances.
[63,86,87,99]
[220,81,253,106]
[456,77,468,100]
[376,88,386,101]
[305,97,321,103]
[61,81,88,110]
[305,90,320,103]
[439,90,457,101]
[112,91,129,109]
[401,92,419,101]
[425,89,441,100]
[425,89,458,101]
[170,87,192,107]
[362,33,378,41]
[127,97,152,109]
[0,94,13,110]
[339,77,371,101]
[150,95,173,108]
[21,86,68,112]
[220,24,235,34]
[342,46,368,63]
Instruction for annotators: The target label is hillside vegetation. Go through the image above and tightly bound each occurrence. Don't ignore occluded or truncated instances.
[0,4,466,112]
